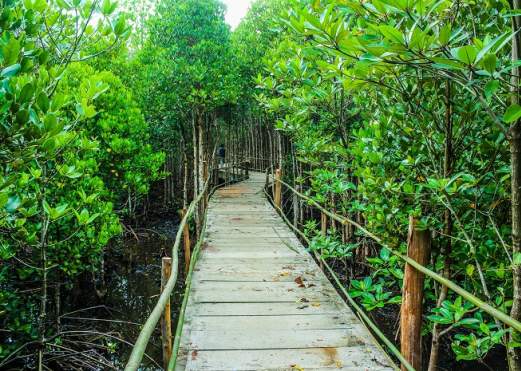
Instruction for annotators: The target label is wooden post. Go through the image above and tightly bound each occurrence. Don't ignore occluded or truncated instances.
[274,168,282,209]
[321,212,327,236]
[400,216,431,371]
[161,257,172,369]
[202,160,208,210]
[182,208,191,274]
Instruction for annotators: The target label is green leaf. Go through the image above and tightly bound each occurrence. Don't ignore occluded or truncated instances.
[0,193,7,208]
[504,104,521,124]
[42,200,52,216]
[451,45,478,65]
[101,0,117,15]
[3,38,21,65]
[379,25,404,44]
[484,80,499,100]
[37,93,50,113]
[459,318,480,326]
[1,64,21,78]
[438,24,451,45]
[479,322,490,335]
[482,54,497,74]
[466,264,475,277]
[6,196,21,213]
[113,15,127,36]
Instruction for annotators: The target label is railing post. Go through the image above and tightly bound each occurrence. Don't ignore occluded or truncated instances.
[321,212,327,236]
[400,216,431,371]
[182,207,191,274]
[161,257,172,370]
[202,160,208,210]
[274,168,282,209]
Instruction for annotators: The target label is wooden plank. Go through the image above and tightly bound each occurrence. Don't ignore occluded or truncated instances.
[191,284,338,303]
[192,269,321,282]
[196,256,313,265]
[200,250,301,259]
[189,314,359,331]
[190,301,349,316]
[186,328,369,350]
[182,347,391,370]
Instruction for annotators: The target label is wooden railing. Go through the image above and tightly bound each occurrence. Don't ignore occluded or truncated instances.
[124,160,249,371]
[266,167,521,371]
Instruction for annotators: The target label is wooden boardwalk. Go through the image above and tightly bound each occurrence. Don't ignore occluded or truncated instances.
[175,172,394,370]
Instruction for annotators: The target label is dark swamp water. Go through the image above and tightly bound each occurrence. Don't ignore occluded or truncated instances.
[64,218,183,370]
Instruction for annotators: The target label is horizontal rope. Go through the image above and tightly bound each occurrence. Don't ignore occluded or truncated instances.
[268,174,521,333]
[264,187,407,371]
[124,174,212,371]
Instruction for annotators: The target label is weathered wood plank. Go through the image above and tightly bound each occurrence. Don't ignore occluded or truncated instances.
[181,347,391,370]
[189,314,359,331]
[186,328,369,350]
[192,269,321,282]
[190,301,349,316]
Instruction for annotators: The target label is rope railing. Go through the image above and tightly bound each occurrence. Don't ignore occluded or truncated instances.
[263,186,410,371]
[124,176,212,371]
[268,174,521,333]
[124,160,248,371]
[167,163,250,370]
[264,168,521,369]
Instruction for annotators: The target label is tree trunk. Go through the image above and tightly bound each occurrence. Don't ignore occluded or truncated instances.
[401,216,431,371]
[509,2,521,370]
[428,81,453,371]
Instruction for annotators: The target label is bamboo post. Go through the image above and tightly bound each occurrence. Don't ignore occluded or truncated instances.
[400,216,431,371]
[182,208,191,274]
[202,160,208,210]
[161,257,172,370]
[274,168,282,209]
[321,212,327,236]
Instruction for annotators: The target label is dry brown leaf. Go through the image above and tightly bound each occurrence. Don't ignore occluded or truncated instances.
[294,276,305,287]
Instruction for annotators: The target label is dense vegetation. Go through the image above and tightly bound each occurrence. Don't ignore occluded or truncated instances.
[1,0,520,370]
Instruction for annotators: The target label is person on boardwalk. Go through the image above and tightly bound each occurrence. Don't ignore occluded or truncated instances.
[218,144,225,166]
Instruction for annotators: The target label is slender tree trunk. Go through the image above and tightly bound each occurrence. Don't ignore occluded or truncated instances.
[192,111,200,238]
[428,81,453,371]
[197,112,205,231]
[509,2,521,370]
[38,215,49,371]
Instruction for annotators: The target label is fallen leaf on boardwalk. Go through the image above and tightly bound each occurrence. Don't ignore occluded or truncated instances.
[297,297,309,303]
[311,302,321,307]
[290,364,304,371]
[294,276,305,287]
[297,305,309,309]
[279,271,290,276]
[282,265,295,270]
[335,360,343,368]
[191,350,198,360]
